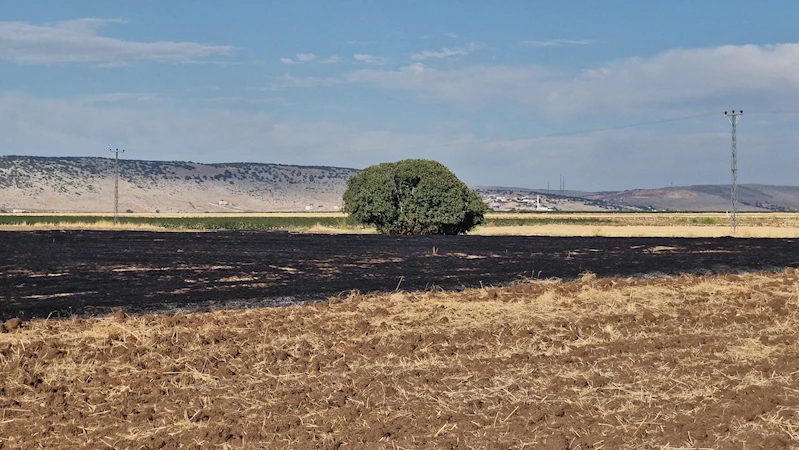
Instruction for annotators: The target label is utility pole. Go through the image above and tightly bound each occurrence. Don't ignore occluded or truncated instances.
[109,148,125,225]
[724,110,742,233]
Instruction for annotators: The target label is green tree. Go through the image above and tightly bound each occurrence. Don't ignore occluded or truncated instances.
[343,159,487,235]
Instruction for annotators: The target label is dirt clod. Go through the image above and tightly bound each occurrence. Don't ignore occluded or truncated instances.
[3,317,22,332]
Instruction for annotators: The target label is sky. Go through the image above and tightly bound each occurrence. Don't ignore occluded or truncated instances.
[1,1,799,191]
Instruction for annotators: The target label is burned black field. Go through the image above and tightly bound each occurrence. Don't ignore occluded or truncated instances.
[2,230,798,320]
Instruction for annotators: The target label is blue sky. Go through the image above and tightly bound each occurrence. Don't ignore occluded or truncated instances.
[2,1,798,190]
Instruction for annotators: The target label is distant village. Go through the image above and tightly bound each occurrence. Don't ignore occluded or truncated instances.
[482,192,554,211]
[475,188,640,212]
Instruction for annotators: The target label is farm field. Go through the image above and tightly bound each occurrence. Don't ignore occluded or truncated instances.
[474,224,799,238]
[3,212,799,237]
[2,230,799,449]
[2,270,799,448]
[2,231,799,320]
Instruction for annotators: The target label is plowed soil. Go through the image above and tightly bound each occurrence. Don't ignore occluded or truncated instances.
[2,271,799,449]
[2,231,799,320]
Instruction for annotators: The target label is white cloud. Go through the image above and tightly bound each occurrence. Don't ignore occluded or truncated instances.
[5,40,799,190]
[0,19,234,65]
[280,53,318,64]
[353,53,386,65]
[345,63,548,105]
[205,97,287,105]
[1,91,797,190]
[521,39,594,48]
[544,42,799,115]
[53,18,126,32]
[345,43,799,115]
[318,55,341,64]
[264,74,344,90]
[266,42,799,123]
[295,53,316,62]
[0,92,447,170]
[411,42,482,61]
[346,40,373,46]
[78,93,168,104]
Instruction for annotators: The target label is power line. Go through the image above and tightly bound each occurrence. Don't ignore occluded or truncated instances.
[376,110,799,154]
[513,112,717,141]
[744,110,799,115]
[377,112,718,152]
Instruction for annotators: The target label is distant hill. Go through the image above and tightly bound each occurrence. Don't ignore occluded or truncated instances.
[586,185,799,212]
[476,185,799,212]
[0,156,358,213]
[2,156,797,213]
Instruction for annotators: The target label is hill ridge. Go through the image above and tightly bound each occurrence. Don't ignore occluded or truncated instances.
[0,155,358,213]
[2,156,799,213]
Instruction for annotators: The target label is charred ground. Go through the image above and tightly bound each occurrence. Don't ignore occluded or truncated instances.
[2,230,798,320]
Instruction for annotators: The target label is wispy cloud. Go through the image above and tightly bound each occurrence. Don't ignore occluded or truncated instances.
[264,74,344,90]
[345,63,547,105]
[295,53,316,62]
[205,97,286,105]
[0,91,457,171]
[318,55,341,64]
[0,18,234,65]
[344,42,799,116]
[346,40,374,46]
[521,39,594,48]
[411,43,483,61]
[280,53,317,64]
[281,53,339,64]
[353,53,387,65]
[78,93,168,104]
[267,42,799,119]
[3,91,798,189]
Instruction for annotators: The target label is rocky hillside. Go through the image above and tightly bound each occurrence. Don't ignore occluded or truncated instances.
[477,184,799,212]
[3,156,797,213]
[0,156,358,213]
[587,185,799,212]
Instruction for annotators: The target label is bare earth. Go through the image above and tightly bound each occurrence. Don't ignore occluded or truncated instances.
[2,270,799,449]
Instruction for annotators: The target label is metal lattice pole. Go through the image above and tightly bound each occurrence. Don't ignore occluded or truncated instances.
[724,111,742,233]
[110,148,125,225]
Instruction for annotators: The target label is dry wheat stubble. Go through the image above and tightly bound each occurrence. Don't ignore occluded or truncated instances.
[1,270,799,449]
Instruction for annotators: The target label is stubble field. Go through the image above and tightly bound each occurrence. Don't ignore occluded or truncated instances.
[2,271,799,449]
[2,227,799,449]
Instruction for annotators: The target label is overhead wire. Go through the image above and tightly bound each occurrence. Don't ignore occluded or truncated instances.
[385,112,719,151]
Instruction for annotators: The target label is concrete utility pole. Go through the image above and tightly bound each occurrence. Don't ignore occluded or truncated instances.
[109,148,125,225]
[724,110,743,233]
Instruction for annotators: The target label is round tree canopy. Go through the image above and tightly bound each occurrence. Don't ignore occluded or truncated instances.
[343,159,487,235]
